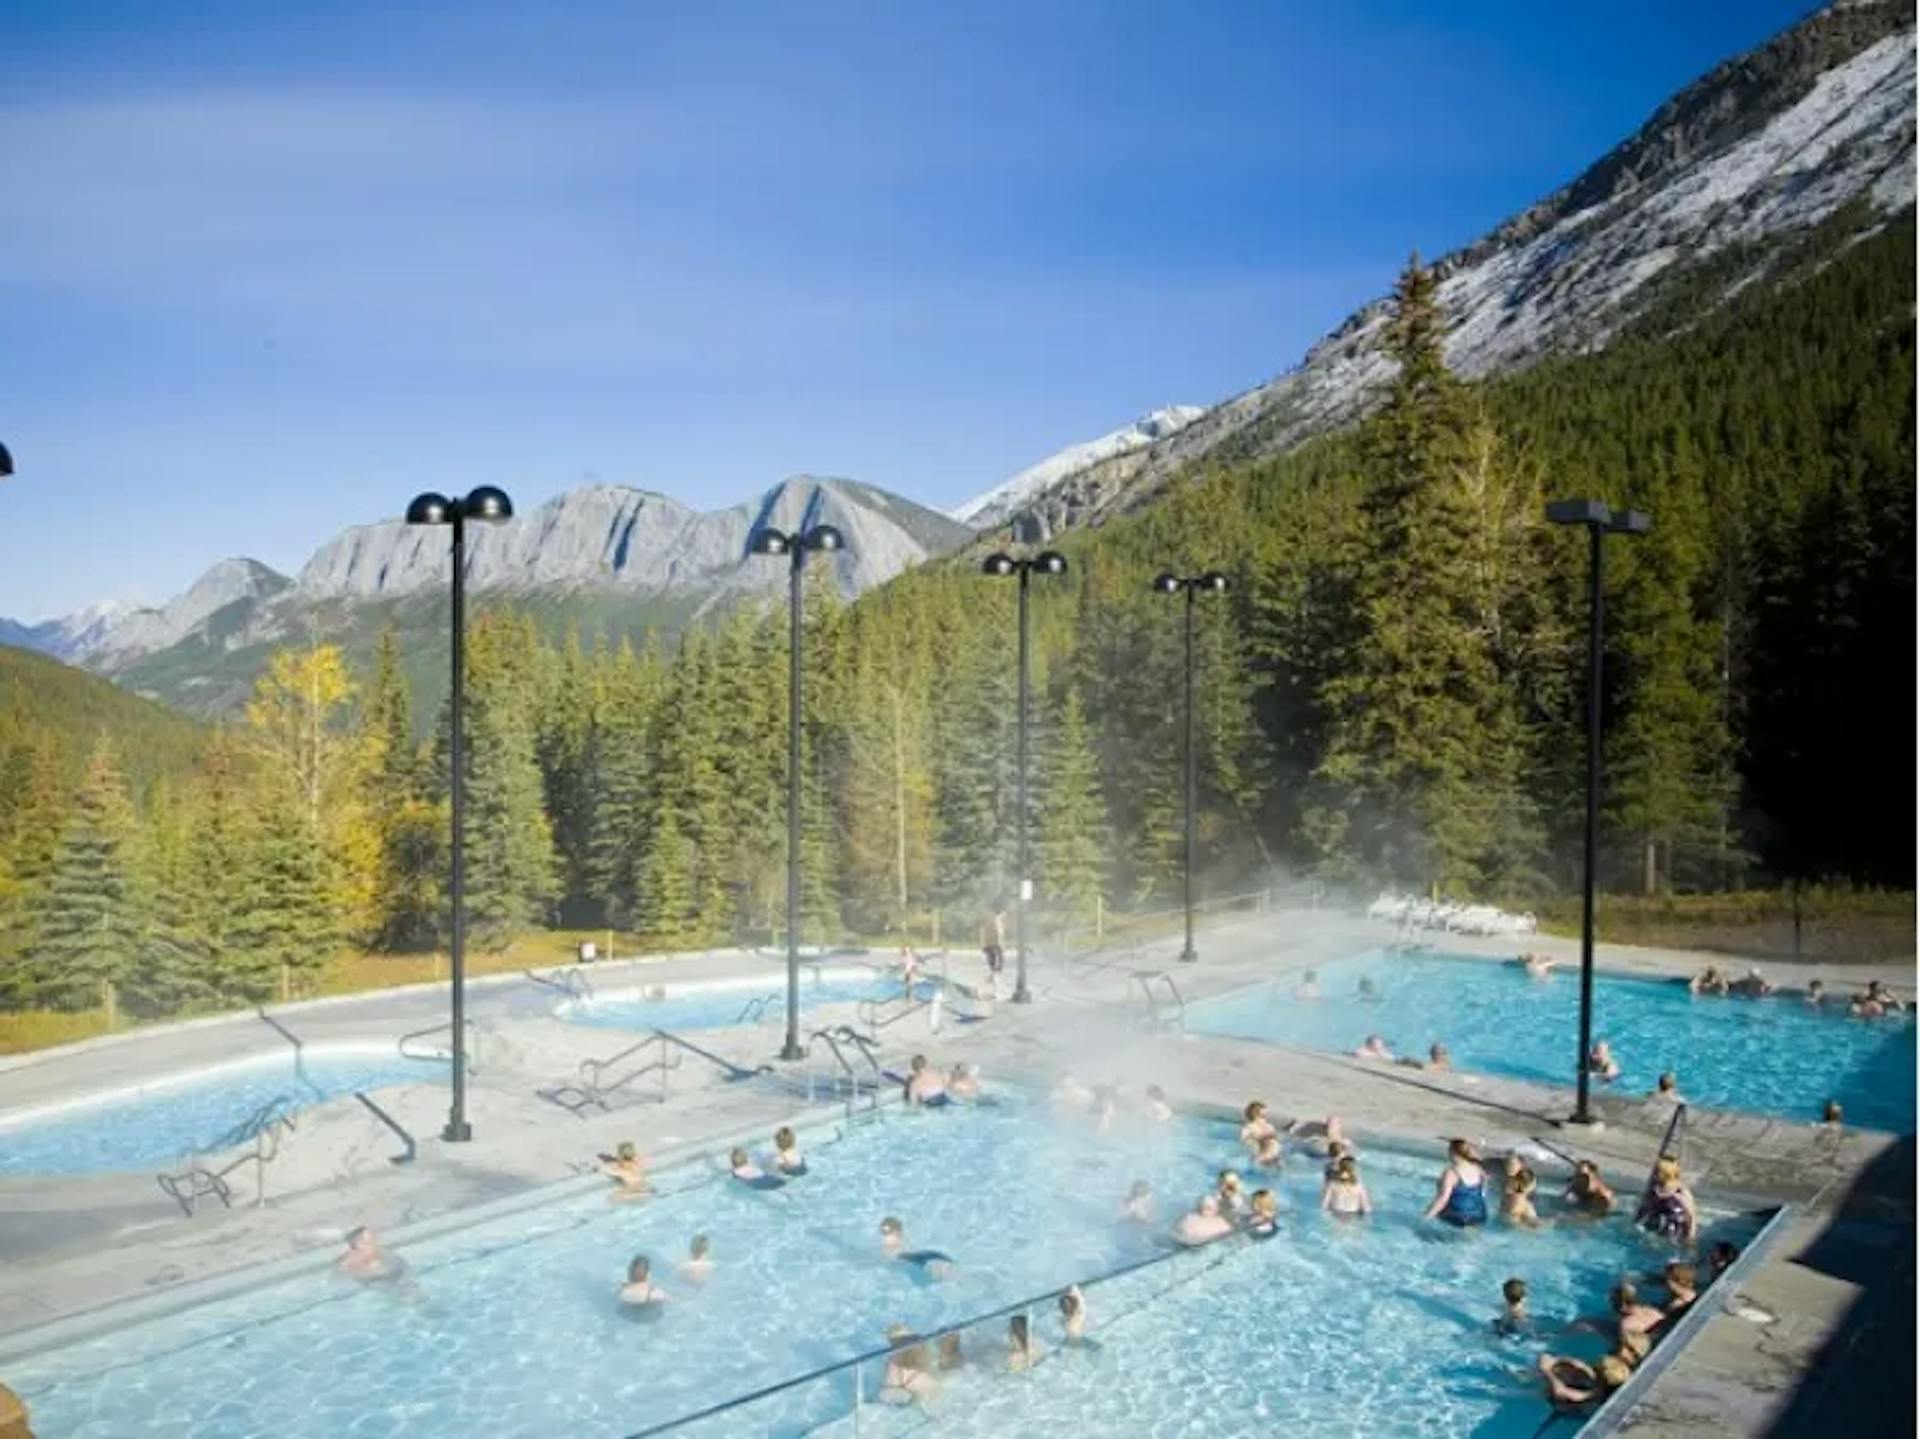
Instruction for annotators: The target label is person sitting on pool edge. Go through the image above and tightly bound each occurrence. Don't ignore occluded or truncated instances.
[729,1147,786,1190]
[1321,1156,1372,1219]
[1637,1157,1699,1243]
[903,1054,949,1107]
[1564,1160,1616,1217]
[879,1217,955,1279]
[773,1126,808,1176]
[597,1141,653,1203]
[618,1255,669,1312]
[1171,1195,1234,1247]
[1423,1138,1488,1227]
[1586,1039,1621,1082]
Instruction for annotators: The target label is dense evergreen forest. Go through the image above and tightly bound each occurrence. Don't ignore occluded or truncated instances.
[0,204,1909,1017]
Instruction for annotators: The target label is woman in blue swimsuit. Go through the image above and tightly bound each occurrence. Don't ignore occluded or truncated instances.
[880,1217,955,1280]
[1423,1138,1489,1228]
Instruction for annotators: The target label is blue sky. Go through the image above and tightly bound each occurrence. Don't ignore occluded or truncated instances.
[1,0,1812,619]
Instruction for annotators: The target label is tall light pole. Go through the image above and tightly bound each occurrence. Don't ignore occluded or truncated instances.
[406,485,514,1142]
[1152,571,1230,963]
[1546,498,1651,1126]
[751,522,845,1061]
[982,549,1069,1003]
[0,443,13,476]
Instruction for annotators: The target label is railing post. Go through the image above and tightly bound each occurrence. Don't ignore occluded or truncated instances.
[1095,893,1104,943]
[853,1358,864,1435]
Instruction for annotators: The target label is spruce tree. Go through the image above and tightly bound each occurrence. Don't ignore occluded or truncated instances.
[231,802,343,1000]
[23,738,142,1010]
[1038,686,1109,925]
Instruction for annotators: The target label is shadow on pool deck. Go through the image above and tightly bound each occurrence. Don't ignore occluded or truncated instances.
[1763,1135,1915,1439]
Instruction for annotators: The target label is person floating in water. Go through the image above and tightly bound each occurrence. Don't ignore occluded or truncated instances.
[618,1255,669,1311]
[1171,1195,1234,1247]
[1294,969,1321,1000]
[1564,1160,1615,1218]
[1356,975,1382,1002]
[597,1141,653,1203]
[729,1147,786,1190]
[1586,1040,1621,1082]
[879,1217,955,1280]
[1399,1041,1451,1071]
[1423,1138,1488,1227]
[678,1234,714,1286]
[1638,1157,1698,1243]
[1494,1277,1533,1338]
[904,1054,949,1107]
[1321,1156,1372,1219]
[1820,1098,1844,1128]
[336,1226,406,1282]
[1288,1114,1346,1159]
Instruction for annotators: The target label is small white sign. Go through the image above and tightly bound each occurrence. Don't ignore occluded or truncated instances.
[579,942,598,961]
[1020,879,1034,902]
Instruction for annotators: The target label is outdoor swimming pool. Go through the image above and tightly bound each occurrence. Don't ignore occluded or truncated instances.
[4,1093,1752,1438]
[1189,950,1918,1132]
[558,968,933,1033]
[0,1048,442,1176]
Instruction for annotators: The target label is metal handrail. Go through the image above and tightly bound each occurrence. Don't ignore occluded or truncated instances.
[256,1008,310,1087]
[354,1091,416,1165]
[650,1028,771,1083]
[853,991,935,1036]
[398,1020,476,1071]
[621,1222,1247,1438]
[157,1104,299,1216]
[204,1093,298,1153]
[1134,972,1186,1029]
[805,1028,874,1118]
[526,966,594,1000]
[1635,1102,1690,1221]
[732,991,782,1025]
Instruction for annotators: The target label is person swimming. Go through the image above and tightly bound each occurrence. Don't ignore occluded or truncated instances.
[1501,1166,1541,1228]
[1587,1040,1621,1082]
[730,1147,786,1191]
[1171,1195,1234,1247]
[1239,1100,1278,1153]
[1565,1160,1616,1217]
[336,1226,408,1283]
[879,1217,955,1279]
[1522,952,1556,980]
[1246,1187,1280,1239]
[1122,1180,1156,1224]
[618,1255,669,1312]
[1356,975,1381,1002]
[773,1126,808,1176]
[904,1054,949,1107]
[1537,1352,1634,1413]
[1638,1157,1698,1242]
[1423,1138,1487,1227]
[1494,1277,1533,1338]
[1294,969,1321,1000]
[1354,1034,1394,1061]
[1288,1114,1346,1158]
[880,1325,939,1404]
[1321,1156,1372,1219]
[678,1234,714,1285]
[597,1141,653,1203]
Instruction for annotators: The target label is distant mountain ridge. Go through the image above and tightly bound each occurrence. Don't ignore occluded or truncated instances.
[1,476,974,709]
[951,406,1207,533]
[988,0,1918,539]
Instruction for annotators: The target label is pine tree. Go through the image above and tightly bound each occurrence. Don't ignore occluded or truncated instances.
[634,803,696,941]
[1037,686,1109,925]
[127,779,219,1014]
[231,801,343,1000]
[22,738,142,1011]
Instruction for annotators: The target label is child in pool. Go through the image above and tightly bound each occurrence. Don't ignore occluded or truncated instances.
[1059,1285,1098,1349]
[880,1217,955,1279]
[1501,1166,1542,1228]
[1494,1277,1533,1338]
[774,1127,808,1176]
[618,1255,669,1310]
[1320,1156,1372,1219]
[1246,1188,1281,1239]
[1216,1169,1250,1218]
[678,1234,714,1285]
[730,1147,786,1190]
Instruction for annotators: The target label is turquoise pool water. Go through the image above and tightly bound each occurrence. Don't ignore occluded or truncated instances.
[559,969,931,1033]
[6,1095,1748,1438]
[0,1049,442,1175]
[1190,950,1917,1132]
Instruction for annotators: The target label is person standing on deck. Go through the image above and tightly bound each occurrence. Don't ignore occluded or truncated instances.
[980,901,1008,999]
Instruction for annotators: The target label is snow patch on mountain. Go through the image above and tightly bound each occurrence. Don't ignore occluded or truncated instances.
[952,406,1207,530]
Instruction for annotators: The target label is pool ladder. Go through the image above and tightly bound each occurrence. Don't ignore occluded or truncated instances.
[398,1020,480,1071]
[155,1095,300,1217]
[1135,971,1187,1030]
[806,1026,882,1120]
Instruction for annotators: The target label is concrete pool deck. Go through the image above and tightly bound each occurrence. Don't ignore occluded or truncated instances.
[0,910,1910,1435]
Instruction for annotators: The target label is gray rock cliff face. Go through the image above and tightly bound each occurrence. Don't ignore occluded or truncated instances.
[996,0,1918,540]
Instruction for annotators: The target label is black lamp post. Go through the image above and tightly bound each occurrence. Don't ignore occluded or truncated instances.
[406,484,514,1142]
[0,443,13,477]
[1151,570,1230,962]
[981,549,1069,1003]
[1546,498,1651,1126]
[751,522,846,1061]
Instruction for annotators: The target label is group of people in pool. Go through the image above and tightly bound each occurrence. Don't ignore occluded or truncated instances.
[878,1284,1094,1404]
[1689,967,1905,1020]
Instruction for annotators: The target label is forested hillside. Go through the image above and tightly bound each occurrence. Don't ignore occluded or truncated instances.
[0,204,1908,1019]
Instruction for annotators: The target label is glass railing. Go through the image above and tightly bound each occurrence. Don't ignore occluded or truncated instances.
[622,1231,1254,1437]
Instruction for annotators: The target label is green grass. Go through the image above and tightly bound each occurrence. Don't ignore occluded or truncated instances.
[1532,886,1915,963]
